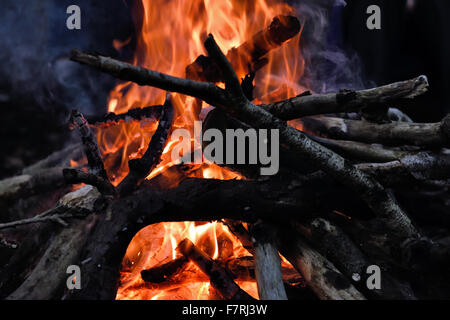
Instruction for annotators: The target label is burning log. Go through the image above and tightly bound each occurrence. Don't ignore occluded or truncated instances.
[301,115,450,147]
[87,105,163,129]
[185,15,301,83]
[139,255,306,295]
[222,219,254,255]
[177,238,254,300]
[140,257,189,283]
[249,221,288,300]
[117,94,175,196]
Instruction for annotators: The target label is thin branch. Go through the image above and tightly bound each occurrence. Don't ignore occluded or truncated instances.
[63,168,117,196]
[87,105,163,129]
[117,94,175,196]
[0,207,80,230]
[70,110,108,179]
[70,50,226,107]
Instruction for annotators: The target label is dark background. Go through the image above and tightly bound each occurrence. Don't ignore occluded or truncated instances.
[0,0,449,178]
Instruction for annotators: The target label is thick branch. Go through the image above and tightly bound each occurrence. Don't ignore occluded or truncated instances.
[356,152,450,182]
[261,76,429,120]
[298,218,416,299]
[0,167,66,203]
[249,221,287,300]
[305,133,410,163]
[301,115,450,147]
[277,224,366,300]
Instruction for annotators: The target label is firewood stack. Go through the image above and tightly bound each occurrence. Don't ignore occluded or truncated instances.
[0,15,449,300]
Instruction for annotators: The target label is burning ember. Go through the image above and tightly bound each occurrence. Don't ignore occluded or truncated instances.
[97,0,305,300]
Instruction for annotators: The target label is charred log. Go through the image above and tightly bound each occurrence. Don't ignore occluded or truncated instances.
[185,15,301,83]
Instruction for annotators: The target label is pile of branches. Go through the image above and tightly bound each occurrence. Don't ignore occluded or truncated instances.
[1,15,450,300]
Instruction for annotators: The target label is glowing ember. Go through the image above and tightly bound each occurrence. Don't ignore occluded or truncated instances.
[94,0,305,300]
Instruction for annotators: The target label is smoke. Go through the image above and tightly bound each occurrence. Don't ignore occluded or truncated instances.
[292,0,370,93]
[0,0,370,119]
[0,0,134,118]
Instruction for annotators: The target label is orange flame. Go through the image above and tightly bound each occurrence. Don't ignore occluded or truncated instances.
[99,0,305,300]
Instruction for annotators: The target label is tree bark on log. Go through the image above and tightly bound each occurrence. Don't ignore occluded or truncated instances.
[249,221,288,300]
[305,133,410,163]
[0,167,66,203]
[301,115,450,147]
[260,76,429,120]
[276,224,366,300]
[356,152,450,182]
[297,218,416,300]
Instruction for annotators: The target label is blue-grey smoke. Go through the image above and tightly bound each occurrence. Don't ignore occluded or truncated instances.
[292,0,370,93]
[0,0,134,117]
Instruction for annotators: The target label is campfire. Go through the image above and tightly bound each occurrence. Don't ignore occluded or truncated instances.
[1,0,450,301]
